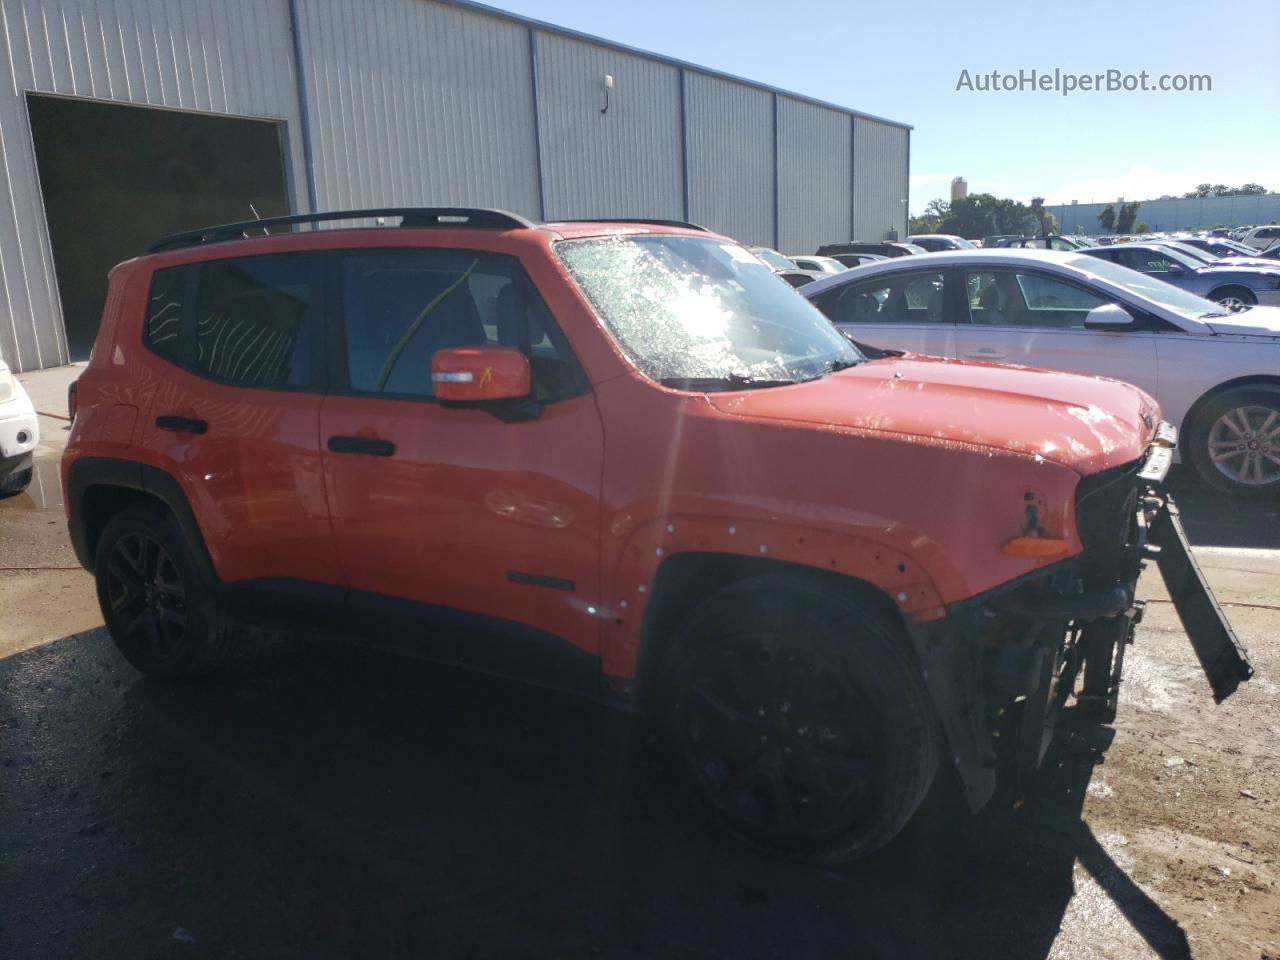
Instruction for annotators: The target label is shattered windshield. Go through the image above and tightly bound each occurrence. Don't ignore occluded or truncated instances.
[556,234,861,386]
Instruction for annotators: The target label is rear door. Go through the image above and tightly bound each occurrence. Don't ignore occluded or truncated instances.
[319,246,605,661]
[950,266,1159,397]
[136,252,340,587]
[809,268,954,357]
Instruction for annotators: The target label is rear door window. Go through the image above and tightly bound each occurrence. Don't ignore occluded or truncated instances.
[813,271,947,325]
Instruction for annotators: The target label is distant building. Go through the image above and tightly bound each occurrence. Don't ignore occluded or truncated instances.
[1047,193,1280,235]
[951,177,969,202]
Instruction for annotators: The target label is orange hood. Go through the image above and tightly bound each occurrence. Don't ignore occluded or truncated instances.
[708,355,1158,476]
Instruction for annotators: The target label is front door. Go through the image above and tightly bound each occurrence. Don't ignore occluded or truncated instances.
[319,246,605,661]
[949,266,1159,399]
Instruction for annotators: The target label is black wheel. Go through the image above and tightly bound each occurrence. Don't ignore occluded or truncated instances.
[0,466,32,498]
[1208,286,1256,311]
[94,503,236,679]
[662,574,939,863]
[1186,384,1280,496]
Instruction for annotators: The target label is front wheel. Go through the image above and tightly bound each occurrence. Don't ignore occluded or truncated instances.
[1186,384,1280,495]
[94,503,237,679]
[0,466,32,498]
[662,574,939,863]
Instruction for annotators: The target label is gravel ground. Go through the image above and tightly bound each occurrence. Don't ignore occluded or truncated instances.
[2,371,1277,959]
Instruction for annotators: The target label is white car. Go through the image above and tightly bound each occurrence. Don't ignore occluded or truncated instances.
[1241,225,1280,253]
[802,249,1280,495]
[0,352,38,496]
[788,255,848,275]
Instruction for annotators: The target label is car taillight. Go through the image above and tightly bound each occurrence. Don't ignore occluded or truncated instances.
[68,381,78,422]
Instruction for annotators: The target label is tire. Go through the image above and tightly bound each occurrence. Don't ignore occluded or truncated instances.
[0,466,32,498]
[660,573,939,863]
[1208,286,1257,311]
[94,503,237,679]
[1186,384,1280,496]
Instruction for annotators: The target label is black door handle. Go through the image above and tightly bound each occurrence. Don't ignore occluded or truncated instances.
[155,415,208,434]
[328,435,395,457]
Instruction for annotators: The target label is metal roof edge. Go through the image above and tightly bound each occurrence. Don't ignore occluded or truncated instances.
[436,0,914,131]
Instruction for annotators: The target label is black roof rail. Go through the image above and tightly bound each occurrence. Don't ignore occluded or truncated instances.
[147,207,535,254]
[547,217,709,232]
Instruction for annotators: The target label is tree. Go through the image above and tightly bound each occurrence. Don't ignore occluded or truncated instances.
[1135,222,1152,234]
[1115,201,1141,233]
[936,193,1037,239]
[1030,197,1048,235]
[1098,204,1117,232]
[909,197,951,235]
[1237,183,1267,196]
[1184,183,1214,199]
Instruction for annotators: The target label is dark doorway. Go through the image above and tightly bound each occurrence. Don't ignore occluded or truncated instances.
[27,95,291,359]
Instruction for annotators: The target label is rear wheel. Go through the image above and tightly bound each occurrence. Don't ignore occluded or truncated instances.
[662,574,938,863]
[1208,286,1256,311]
[94,503,237,679]
[1186,385,1280,495]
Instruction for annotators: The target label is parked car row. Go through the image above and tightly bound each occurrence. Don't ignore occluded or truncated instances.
[800,247,1280,496]
[60,208,1254,869]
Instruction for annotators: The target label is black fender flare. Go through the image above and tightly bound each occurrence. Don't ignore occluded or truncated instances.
[66,457,218,585]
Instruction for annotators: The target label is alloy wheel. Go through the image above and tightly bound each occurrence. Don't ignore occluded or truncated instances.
[684,634,882,844]
[105,531,189,660]
[1207,405,1280,486]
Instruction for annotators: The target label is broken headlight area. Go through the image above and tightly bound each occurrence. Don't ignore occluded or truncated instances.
[907,425,1252,813]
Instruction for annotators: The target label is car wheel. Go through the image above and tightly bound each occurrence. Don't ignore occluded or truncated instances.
[1186,384,1280,496]
[0,466,32,498]
[1209,286,1257,311]
[662,573,938,863]
[94,503,237,679]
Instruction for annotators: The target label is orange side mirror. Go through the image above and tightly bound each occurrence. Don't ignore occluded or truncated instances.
[431,346,530,403]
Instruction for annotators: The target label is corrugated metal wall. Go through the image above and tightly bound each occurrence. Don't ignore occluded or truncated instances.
[684,72,774,247]
[0,0,307,371]
[852,118,908,243]
[1049,194,1280,235]
[776,97,851,255]
[294,0,541,217]
[533,31,684,221]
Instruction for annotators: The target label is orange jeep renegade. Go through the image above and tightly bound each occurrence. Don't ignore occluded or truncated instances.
[63,208,1252,862]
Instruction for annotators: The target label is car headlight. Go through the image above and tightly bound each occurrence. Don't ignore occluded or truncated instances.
[0,368,15,404]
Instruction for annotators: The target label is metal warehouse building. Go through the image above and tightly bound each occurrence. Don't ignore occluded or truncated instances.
[0,0,911,372]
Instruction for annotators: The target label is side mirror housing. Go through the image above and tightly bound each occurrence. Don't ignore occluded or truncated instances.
[1083,303,1136,330]
[432,346,530,402]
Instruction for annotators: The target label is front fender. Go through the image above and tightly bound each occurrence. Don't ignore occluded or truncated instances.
[598,513,948,677]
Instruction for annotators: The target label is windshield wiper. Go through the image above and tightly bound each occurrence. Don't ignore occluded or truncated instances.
[658,373,799,391]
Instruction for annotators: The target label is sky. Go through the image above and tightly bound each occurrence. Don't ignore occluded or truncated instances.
[484,0,1280,214]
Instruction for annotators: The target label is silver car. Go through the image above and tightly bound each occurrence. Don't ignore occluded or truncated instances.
[1078,244,1280,310]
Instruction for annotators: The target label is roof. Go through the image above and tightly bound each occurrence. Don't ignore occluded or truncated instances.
[800,248,1087,296]
[438,0,912,131]
[146,208,724,256]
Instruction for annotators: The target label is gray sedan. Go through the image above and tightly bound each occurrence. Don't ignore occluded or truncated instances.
[1078,244,1280,310]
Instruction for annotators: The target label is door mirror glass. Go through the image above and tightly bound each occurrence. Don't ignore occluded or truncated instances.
[1083,303,1136,329]
[432,346,530,402]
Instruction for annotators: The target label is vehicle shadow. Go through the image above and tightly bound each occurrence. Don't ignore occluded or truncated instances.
[2,628,1192,960]
[1164,466,1280,550]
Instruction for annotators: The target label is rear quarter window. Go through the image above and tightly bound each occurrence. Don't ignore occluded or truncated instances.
[141,253,320,390]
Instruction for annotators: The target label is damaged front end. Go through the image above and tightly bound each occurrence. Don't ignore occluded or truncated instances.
[907,421,1255,813]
